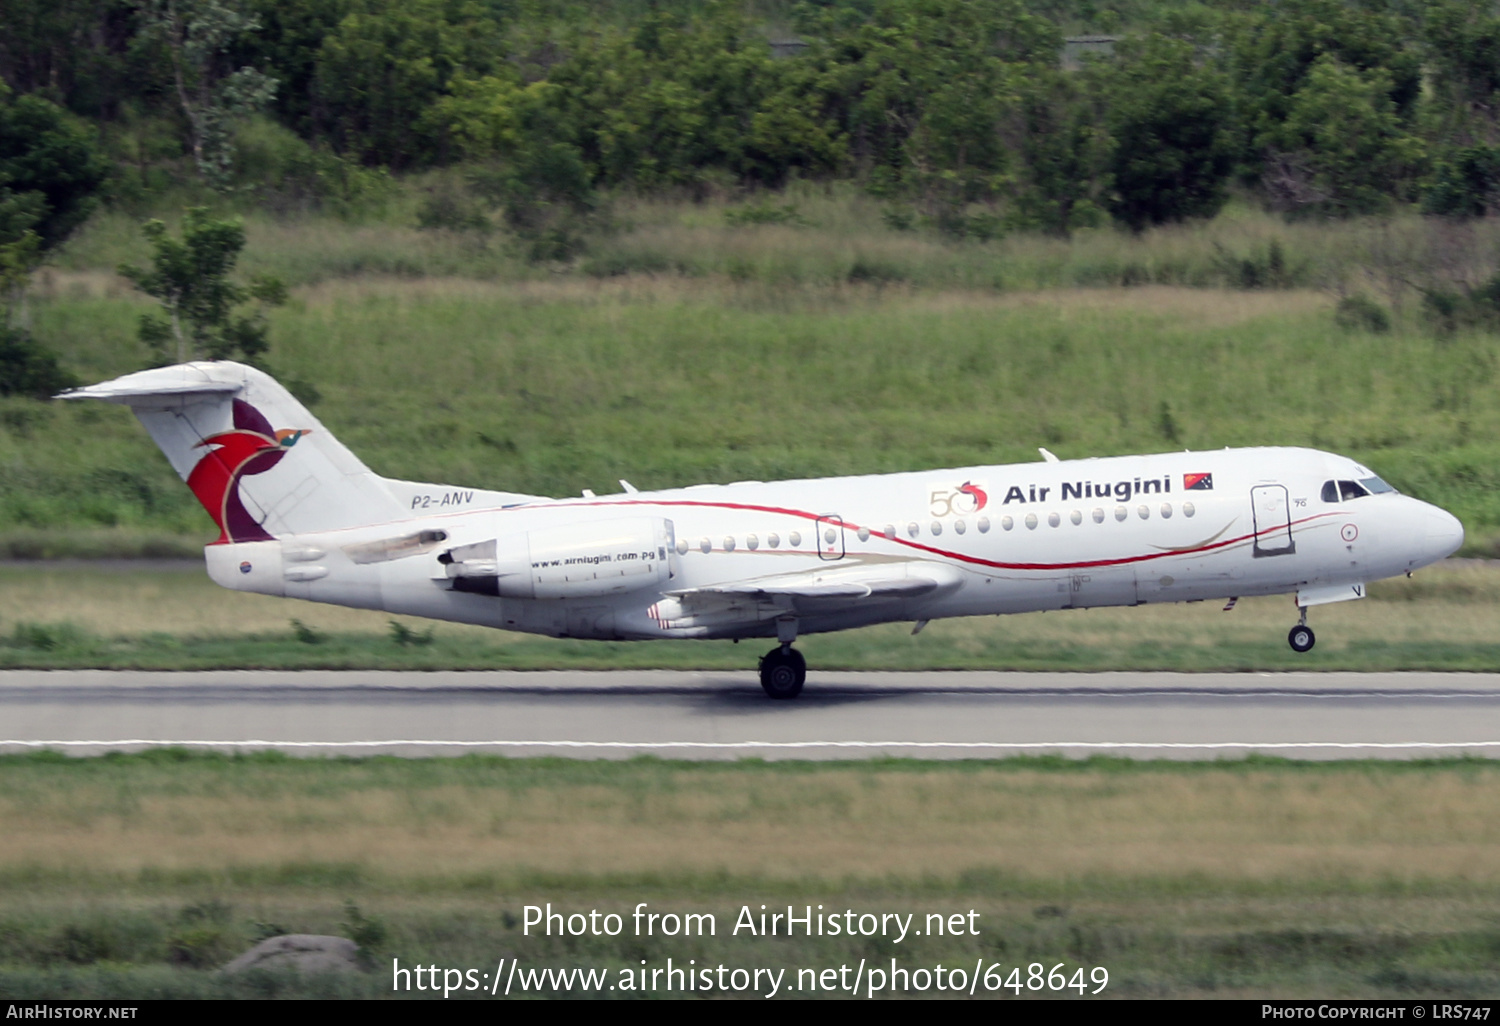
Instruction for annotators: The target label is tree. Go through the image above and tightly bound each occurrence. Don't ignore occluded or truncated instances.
[798,0,1055,200]
[0,327,78,398]
[312,0,497,167]
[119,208,286,364]
[1103,35,1238,231]
[1273,56,1424,216]
[1423,0,1500,145]
[1226,0,1422,142]
[1005,66,1112,235]
[0,85,108,254]
[0,0,144,121]
[1424,144,1500,217]
[0,84,107,328]
[139,0,278,189]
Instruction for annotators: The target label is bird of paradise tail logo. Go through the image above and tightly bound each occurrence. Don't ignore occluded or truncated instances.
[187,399,309,544]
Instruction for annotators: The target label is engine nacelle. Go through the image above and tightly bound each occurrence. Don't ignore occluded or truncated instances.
[442,517,675,600]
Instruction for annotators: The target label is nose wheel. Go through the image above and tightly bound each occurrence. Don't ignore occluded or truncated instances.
[759,645,806,699]
[1288,625,1316,652]
[1288,607,1315,653]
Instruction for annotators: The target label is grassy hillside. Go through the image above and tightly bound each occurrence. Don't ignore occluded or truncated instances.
[7,196,1500,556]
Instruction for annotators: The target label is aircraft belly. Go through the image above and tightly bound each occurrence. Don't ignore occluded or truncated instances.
[1065,569,1139,609]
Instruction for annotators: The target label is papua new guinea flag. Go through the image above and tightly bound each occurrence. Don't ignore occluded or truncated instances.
[1184,473,1214,490]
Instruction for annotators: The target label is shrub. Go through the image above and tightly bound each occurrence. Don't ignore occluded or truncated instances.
[724,202,806,227]
[388,620,434,647]
[0,329,77,399]
[289,619,324,645]
[1334,294,1391,333]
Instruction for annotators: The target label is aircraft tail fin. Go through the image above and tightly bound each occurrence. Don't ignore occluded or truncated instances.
[60,361,406,543]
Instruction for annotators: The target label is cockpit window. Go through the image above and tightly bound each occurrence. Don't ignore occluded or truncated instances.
[1332,477,1374,501]
[1324,477,1395,502]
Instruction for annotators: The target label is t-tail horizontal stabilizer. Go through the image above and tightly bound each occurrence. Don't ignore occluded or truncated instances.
[59,361,406,542]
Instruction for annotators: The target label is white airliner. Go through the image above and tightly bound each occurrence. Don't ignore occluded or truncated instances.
[63,361,1465,698]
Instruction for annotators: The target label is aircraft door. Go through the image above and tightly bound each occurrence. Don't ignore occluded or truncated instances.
[815,514,846,561]
[1251,484,1296,557]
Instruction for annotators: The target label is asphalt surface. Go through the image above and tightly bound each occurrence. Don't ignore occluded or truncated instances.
[2,670,1500,759]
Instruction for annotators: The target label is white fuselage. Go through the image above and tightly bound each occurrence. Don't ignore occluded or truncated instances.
[204,446,1464,642]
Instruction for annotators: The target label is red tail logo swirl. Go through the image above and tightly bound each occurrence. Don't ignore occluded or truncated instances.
[187,399,309,544]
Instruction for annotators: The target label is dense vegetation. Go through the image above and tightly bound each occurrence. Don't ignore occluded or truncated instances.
[6,0,1500,236]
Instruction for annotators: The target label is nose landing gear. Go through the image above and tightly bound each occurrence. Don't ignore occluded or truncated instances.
[1288,606,1315,653]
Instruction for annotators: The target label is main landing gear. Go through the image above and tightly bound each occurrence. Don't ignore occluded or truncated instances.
[1287,606,1316,653]
[759,645,806,699]
[759,615,805,699]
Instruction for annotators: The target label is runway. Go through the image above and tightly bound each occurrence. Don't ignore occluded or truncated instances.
[3,669,1500,759]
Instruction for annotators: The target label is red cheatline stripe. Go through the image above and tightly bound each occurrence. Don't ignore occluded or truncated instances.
[511,497,1343,573]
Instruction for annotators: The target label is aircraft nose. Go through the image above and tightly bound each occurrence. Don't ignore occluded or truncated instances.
[1422,505,1465,563]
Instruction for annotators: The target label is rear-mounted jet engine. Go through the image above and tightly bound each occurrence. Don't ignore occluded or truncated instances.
[440,517,676,599]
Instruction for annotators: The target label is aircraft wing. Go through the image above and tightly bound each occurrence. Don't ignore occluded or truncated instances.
[667,561,964,607]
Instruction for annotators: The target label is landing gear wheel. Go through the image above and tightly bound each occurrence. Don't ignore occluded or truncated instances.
[1288,625,1316,653]
[759,646,806,699]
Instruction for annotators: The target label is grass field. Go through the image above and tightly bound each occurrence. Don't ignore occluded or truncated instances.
[0,558,1495,670]
[2,752,1500,998]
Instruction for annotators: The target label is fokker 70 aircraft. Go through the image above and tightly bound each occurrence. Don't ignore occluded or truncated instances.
[65,362,1465,698]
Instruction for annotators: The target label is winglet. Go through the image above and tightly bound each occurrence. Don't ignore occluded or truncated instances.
[1039,447,1060,463]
